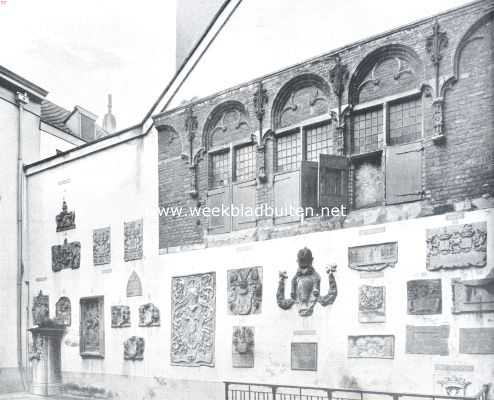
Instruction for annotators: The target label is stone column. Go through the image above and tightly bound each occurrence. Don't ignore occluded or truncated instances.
[28,325,65,396]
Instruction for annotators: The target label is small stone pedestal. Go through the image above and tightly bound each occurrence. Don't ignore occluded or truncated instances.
[29,323,65,396]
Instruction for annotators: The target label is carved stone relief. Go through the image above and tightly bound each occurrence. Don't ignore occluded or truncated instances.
[437,376,471,397]
[232,326,254,368]
[452,268,494,314]
[277,248,337,317]
[407,279,442,315]
[406,325,449,355]
[139,303,160,327]
[111,306,131,328]
[359,285,385,323]
[55,200,75,232]
[126,271,142,297]
[32,291,49,326]
[124,219,143,261]
[459,328,494,354]
[291,342,317,371]
[208,104,251,149]
[279,86,328,128]
[124,336,145,361]
[55,297,71,326]
[348,335,394,359]
[93,227,111,265]
[227,267,262,315]
[348,242,398,272]
[52,239,81,272]
[171,272,216,366]
[80,296,104,358]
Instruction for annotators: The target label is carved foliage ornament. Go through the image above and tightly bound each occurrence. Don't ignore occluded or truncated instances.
[348,335,394,359]
[227,267,262,315]
[124,219,143,262]
[139,303,160,327]
[277,247,337,317]
[407,279,442,315]
[232,326,254,368]
[111,306,130,328]
[359,285,385,323]
[124,336,145,361]
[55,200,75,232]
[171,272,215,366]
[32,291,49,326]
[426,20,449,66]
[55,297,71,326]
[52,239,81,272]
[93,227,111,265]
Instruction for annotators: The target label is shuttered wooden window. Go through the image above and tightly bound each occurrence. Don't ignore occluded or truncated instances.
[389,98,422,145]
[319,154,348,210]
[305,122,334,162]
[276,131,301,172]
[352,107,383,154]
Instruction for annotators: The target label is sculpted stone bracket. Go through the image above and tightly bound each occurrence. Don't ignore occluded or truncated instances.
[227,267,262,315]
[52,238,81,272]
[277,247,337,317]
[124,336,145,361]
[111,306,131,328]
[139,303,160,327]
[56,200,75,232]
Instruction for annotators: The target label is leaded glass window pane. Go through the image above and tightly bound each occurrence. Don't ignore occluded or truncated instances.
[352,107,383,154]
[276,131,301,172]
[389,98,422,145]
[210,150,230,188]
[235,144,256,181]
[305,122,334,162]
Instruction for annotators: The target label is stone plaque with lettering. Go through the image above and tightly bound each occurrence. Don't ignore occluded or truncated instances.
[359,285,385,322]
[126,271,142,297]
[55,297,71,326]
[426,222,487,271]
[348,335,394,359]
[459,328,494,354]
[406,325,449,355]
[452,269,494,314]
[407,279,442,315]
[52,239,81,272]
[124,219,143,261]
[93,227,111,265]
[291,342,317,371]
[232,327,254,368]
[348,242,398,272]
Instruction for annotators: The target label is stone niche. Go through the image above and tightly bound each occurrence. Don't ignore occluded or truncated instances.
[426,222,487,271]
[348,335,394,359]
[407,279,442,315]
[124,336,145,361]
[139,303,160,327]
[406,325,449,356]
[359,285,385,323]
[171,272,216,366]
[93,227,111,265]
[52,239,81,272]
[348,242,398,272]
[55,297,71,326]
[227,267,262,315]
[111,306,131,328]
[124,219,143,261]
[291,342,317,371]
[232,327,254,368]
[452,268,494,314]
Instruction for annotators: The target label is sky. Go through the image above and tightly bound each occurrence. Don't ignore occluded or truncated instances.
[0,0,474,129]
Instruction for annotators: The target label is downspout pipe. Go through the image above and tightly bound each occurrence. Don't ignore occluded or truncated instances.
[16,91,29,391]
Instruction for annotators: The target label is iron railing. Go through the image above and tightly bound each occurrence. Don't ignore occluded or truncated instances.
[224,381,490,400]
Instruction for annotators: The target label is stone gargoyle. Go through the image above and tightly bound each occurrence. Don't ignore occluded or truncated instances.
[276,247,337,317]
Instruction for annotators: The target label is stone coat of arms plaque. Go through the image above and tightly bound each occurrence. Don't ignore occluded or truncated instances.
[232,327,254,368]
[407,279,442,315]
[227,267,262,315]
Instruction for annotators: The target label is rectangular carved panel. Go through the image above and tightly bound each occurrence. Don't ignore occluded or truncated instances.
[93,227,111,265]
[111,306,130,328]
[232,327,254,368]
[406,325,449,355]
[52,239,81,272]
[80,297,104,358]
[348,335,394,359]
[171,272,215,366]
[407,279,442,315]
[452,269,494,314]
[459,328,494,354]
[227,267,262,315]
[348,242,398,272]
[426,222,487,271]
[359,285,385,322]
[291,342,317,371]
[124,219,143,261]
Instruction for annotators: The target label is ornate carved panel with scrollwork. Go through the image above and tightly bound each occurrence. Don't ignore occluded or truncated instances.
[359,285,385,322]
[227,267,262,315]
[124,219,143,261]
[93,227,111,265]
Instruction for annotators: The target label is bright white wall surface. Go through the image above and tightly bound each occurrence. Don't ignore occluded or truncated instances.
[39,131,80,159]
[24,128,494,399]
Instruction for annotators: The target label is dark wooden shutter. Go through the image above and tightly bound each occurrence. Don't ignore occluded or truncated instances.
[386,141,423,204]
[318,154,348,210]
[273,171,300,224]
[300,161,318,216]
[207,186,231,234]
[232,180,256,231]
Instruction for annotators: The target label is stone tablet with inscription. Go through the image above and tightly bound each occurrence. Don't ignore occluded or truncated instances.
[452,269,494,314]
[406,325,449,355]
[426,222,487,271]
[459,328,494,354]
[348,242,398,272]
[407,279,442,315]
[124,219,143,261]
[359,285,385,322]
[291,342,317,371]
[348,335,394,359]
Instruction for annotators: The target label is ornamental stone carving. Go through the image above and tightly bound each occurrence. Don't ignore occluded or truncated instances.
[232,327,254,368]
[139,303,160,327]
[359,285,385,323]
[55,297,71,326]
[407,279,442,315]
[32,291,49,326]
[277,247,337,317]
[171,272,216,366]
[124,336,145,361]
[93,227,111,265]
[348,335,394,359]
[227,267,262,315]
[52,239,81,272]
[348,242,398,272]
[55,200,75,232]
[426,222,487,271]
[111,306,131,328]
[437,376,471,397]
[124,219,143,261]
[80,296,104,358]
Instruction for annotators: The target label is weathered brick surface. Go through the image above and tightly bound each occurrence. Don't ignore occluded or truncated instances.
[155,1,494,250]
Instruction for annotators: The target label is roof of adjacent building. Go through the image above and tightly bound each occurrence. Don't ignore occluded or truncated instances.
[40,99,74,134]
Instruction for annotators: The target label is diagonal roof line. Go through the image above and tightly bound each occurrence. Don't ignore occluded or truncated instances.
[142,0,243,133]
